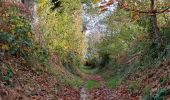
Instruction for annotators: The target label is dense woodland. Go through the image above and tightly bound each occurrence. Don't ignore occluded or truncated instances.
[0,0,170,99]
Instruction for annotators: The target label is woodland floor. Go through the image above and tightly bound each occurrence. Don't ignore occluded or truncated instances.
[1,58,170,100]
[0,61,136,100]
[80,74,139,100]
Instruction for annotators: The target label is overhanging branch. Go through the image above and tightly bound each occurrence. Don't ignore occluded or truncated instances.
[122,6,170,14]
[120,3,170,14]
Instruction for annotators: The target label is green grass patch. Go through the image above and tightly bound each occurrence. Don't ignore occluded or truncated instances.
[85,80,101,90]
[78,65,98,74]
[107,75,122,89]
[67,77,84,87]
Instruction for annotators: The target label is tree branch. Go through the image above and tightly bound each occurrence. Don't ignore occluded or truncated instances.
[122,6,170,14]
[158,6,170,13]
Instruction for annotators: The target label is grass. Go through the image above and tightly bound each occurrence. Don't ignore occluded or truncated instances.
[67,76,84,87]
[78,65,99,74]
[107,75,122,89]
[85,80,101,90]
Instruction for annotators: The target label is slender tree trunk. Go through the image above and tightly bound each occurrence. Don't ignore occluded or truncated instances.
[149,0,162,45]
[150,14,162,44]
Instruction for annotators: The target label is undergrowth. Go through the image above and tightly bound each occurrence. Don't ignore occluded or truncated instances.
[0,1,85,89]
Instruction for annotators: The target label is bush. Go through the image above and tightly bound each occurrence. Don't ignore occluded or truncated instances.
[0,16,33,58]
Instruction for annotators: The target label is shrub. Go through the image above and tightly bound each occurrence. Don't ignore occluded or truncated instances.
[0,16,33,58]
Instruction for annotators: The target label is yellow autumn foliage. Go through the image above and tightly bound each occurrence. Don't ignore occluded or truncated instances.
[1,44,9,51]
[38,0,87,65]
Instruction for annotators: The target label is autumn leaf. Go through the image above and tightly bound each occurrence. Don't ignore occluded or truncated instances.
[1,44,9,50]
[93,0,101,3]
[27,32,32,38]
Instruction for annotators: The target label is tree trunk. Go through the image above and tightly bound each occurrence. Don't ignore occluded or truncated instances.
[150,14,162,44]
[149,0,162,45]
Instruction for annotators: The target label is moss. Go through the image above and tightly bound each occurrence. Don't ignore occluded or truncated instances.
[85,80,101,90]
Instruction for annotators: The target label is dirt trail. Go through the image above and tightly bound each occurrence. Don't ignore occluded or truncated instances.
[79,74,105,100]
[80,74,133,100]
[80,87,89,100]
[80,74,112,100]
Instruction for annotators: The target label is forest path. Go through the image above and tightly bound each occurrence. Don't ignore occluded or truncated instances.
[79,70,132,100]
[80,73,112,100]
[79,69,106,100]
[80,87,88,100]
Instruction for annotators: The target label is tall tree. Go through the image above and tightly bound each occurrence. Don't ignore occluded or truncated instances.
[38,0,86,68]
[99,0,170,47]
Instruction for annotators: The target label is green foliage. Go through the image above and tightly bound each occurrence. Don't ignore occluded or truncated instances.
[161,25,170,40]
[0,1,52,73]
[166,44,170,59]
[67,77,84,87]
[159,75,169,85]
[78,65,98,74]
[142,86,152,100]
[0,16,33,57]
[38,0,86,69]
[95,10,146,68]
[81,0,89,4]
[2,68,13,86]
[107,75,122,89]
[26,43,51,70]
[153,88,170,100]
[85,80,100,90]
